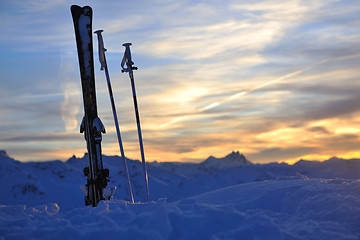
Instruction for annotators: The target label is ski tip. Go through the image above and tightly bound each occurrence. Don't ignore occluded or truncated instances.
[94,30,104,34]
[71,5,92,9]
[70,5,92,16]
[123,43,132,47]
[70,5,80,10]
[70,5,81,14]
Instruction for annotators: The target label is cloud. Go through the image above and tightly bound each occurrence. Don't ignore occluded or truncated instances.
[59,50,81,131]
[247,147,320,162]
[138,20,284,61]
[15,0,66,12]
[130,0,318,62]
[156,53,360,130]
[307,126,330,134]
[0,132,79,142]
[144,130,240,160]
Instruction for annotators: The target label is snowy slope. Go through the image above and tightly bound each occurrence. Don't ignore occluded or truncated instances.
[0,151,85,209]
[0,150,360,239]
[0,179,359,239]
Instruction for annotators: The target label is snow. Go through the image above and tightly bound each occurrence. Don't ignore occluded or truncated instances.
[0,150,359,239]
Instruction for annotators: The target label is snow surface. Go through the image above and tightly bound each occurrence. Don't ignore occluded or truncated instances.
[0,150,359,239]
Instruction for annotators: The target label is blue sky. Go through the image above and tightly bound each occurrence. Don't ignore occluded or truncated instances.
[0,0,360,163]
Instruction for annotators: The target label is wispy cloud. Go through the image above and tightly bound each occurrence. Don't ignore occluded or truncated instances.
[157,54,360,129]
[138,20,284,61]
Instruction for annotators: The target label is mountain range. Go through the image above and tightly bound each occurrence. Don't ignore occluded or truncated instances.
[0,150,359,210]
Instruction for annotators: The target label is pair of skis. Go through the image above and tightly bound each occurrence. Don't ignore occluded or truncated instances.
[71,5,149,207]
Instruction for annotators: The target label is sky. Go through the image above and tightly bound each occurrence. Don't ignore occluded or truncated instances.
[0,0,360,163]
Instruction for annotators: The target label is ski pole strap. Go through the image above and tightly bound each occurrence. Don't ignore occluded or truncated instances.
[121,43,138,73]
[94,30,107,71]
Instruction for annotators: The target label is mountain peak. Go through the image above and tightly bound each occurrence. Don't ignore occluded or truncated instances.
[225,150,242,159]
[0,150,9,158]
[328,156,340,161]
[200,151,251,169]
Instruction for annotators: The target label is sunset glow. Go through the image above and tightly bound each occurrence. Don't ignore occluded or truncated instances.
[0,0,359,163]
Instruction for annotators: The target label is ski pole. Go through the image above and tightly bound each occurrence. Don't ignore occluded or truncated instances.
[94,30,134,203]
[121,43,150,202]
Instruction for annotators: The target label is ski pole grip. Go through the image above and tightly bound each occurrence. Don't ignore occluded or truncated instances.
[94,30,104,46]
[123,43,133,62]
[122,42,137,71]
[94,29,103,35]
[94,30,104,43]
[94,30,106,70]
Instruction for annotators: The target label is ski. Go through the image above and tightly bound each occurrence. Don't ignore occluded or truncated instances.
[71,5,109,207]
[94,30,134,203]
[121,43,150,202]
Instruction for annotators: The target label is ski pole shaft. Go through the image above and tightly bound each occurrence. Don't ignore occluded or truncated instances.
[130,72,149,202]
[122,43,150,202]
[94,30,134,203]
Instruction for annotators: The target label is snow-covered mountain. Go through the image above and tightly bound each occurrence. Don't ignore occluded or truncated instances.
[1,150,359,209]
[199,150,250,169]
[1,150,359,239]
